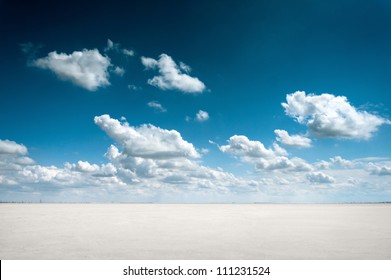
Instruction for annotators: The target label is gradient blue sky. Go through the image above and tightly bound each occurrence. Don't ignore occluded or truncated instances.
[1,0,391,202]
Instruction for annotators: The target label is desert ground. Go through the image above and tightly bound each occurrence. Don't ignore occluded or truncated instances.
[0,203,390,259]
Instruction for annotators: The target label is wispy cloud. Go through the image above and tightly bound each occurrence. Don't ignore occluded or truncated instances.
[147,101,167,112]
[104,38,135,57]
[368,162,391,176]
[128,84,141,91]
[122,49,134,57]
[112,66,125,76]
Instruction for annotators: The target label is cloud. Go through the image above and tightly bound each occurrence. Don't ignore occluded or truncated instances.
[104,39,120,52]
[65,161,117,177]
[105,39,134,57]
[274,129,312,148]
[92,116,252,193]
[255,156,313,171]
[20,42,43,62]
[179,61,191,73]
[64,161,100,173]
[220,135,315,172]
[106,39,114,51]
[147,101,167,112]
[94,114,200,159]
[185,110,210,122]
[282,91,390,140]
[196,110,209,122]
[2,136,391,202]
[128,84,141,91]
[33,49,111,91]
[307,171,336,184]
[368,163,391,176]
[0,137,251,200]
[220,135,283,159]
[330,156,354,168]
[315,160,331,169]
[20,42,35,54]
[0,140,35,175]
[255,156,294,170]
[141,54,206,94]
[0,140,28,155]
[113,66,125,76]
[122,49,134,57]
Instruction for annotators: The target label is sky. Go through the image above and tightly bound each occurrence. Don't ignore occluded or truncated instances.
[1,0,391,202]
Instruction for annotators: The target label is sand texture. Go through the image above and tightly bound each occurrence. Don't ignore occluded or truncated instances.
[1,203,390,259]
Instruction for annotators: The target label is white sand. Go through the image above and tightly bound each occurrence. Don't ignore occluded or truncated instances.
[0,203,390,259]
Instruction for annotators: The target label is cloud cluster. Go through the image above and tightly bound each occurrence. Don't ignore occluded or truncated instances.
[90,116,259,196]
[274,129,311,148]
[0,140,34,168]
[256,156,313,172]
[282,91,390,139]
[29,42,208,96]
[0,140,35,186]
[2,129,391,202]
[330,156,355,168]
[33,49,111,91]
[141,54,206,94]
[219,135,313,172]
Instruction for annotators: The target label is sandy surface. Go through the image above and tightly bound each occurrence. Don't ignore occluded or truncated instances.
[0,203,390,259]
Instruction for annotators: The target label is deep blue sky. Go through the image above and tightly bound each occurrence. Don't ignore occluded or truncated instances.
[1,0,391,202]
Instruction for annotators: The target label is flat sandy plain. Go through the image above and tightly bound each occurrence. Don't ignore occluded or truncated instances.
[0,203,390,259]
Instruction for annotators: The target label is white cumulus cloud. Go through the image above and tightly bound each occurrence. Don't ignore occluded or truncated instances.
[128,84,141,91]
[220,135,283,159]
[282,91,390,140]
[330,156,354,168]
[94,114,200,159]
[0,140,28,155]
[307,171,336,184]
[33,49,111,91]
[274,129,312,148]
[141,54,206,94]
